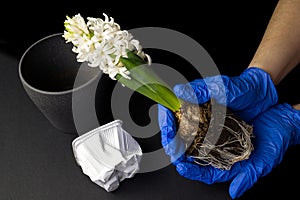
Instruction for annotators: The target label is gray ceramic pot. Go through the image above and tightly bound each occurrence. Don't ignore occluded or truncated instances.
[18,33,101,134]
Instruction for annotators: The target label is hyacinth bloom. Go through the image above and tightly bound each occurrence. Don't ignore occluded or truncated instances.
[63,13,181,112]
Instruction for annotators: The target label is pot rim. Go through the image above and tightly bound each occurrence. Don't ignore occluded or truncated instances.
[18,32,101,95]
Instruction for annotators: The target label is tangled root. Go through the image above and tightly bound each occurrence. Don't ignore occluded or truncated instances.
[175,99,253,170]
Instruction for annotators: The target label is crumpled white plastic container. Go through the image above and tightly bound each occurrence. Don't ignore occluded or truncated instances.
[72,119,143,192]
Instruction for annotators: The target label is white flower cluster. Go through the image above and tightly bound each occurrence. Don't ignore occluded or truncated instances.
[63,13,151,80]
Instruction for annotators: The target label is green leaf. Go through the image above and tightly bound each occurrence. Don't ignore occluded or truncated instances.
[116,74,173,110]
[126,51,146,63]
[117,54,181,112]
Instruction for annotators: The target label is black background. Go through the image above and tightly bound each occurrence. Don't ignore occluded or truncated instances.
[1,0,300,199]
[2,0,300,104]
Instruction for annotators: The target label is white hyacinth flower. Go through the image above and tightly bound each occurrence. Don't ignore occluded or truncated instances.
[63,12,181,115]
[63,13,150,80]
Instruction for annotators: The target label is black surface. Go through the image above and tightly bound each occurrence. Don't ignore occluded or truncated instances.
[1,1,300,199]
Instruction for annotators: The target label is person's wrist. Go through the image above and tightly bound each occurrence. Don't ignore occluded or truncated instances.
[244,66,273,80]
[280,103,300,144]
[247,65,282,85]
[293,104,300,111]
[242,66,278,101]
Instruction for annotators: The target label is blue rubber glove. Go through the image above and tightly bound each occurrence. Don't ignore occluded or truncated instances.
[158,67,280,198]
[159,103,300,199]
[159,67,277,166]
[173,67,278,122]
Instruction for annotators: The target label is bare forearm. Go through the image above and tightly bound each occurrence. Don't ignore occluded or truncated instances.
[293,104,300,110]
[248,0,300,85]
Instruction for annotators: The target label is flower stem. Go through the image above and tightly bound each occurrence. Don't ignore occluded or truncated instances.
[116,52,181,112]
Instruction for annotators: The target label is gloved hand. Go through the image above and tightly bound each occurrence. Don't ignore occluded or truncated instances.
[159,67,277,164]
[158,67,279,199]
[173,67,278,122]
[159,103,300,199]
